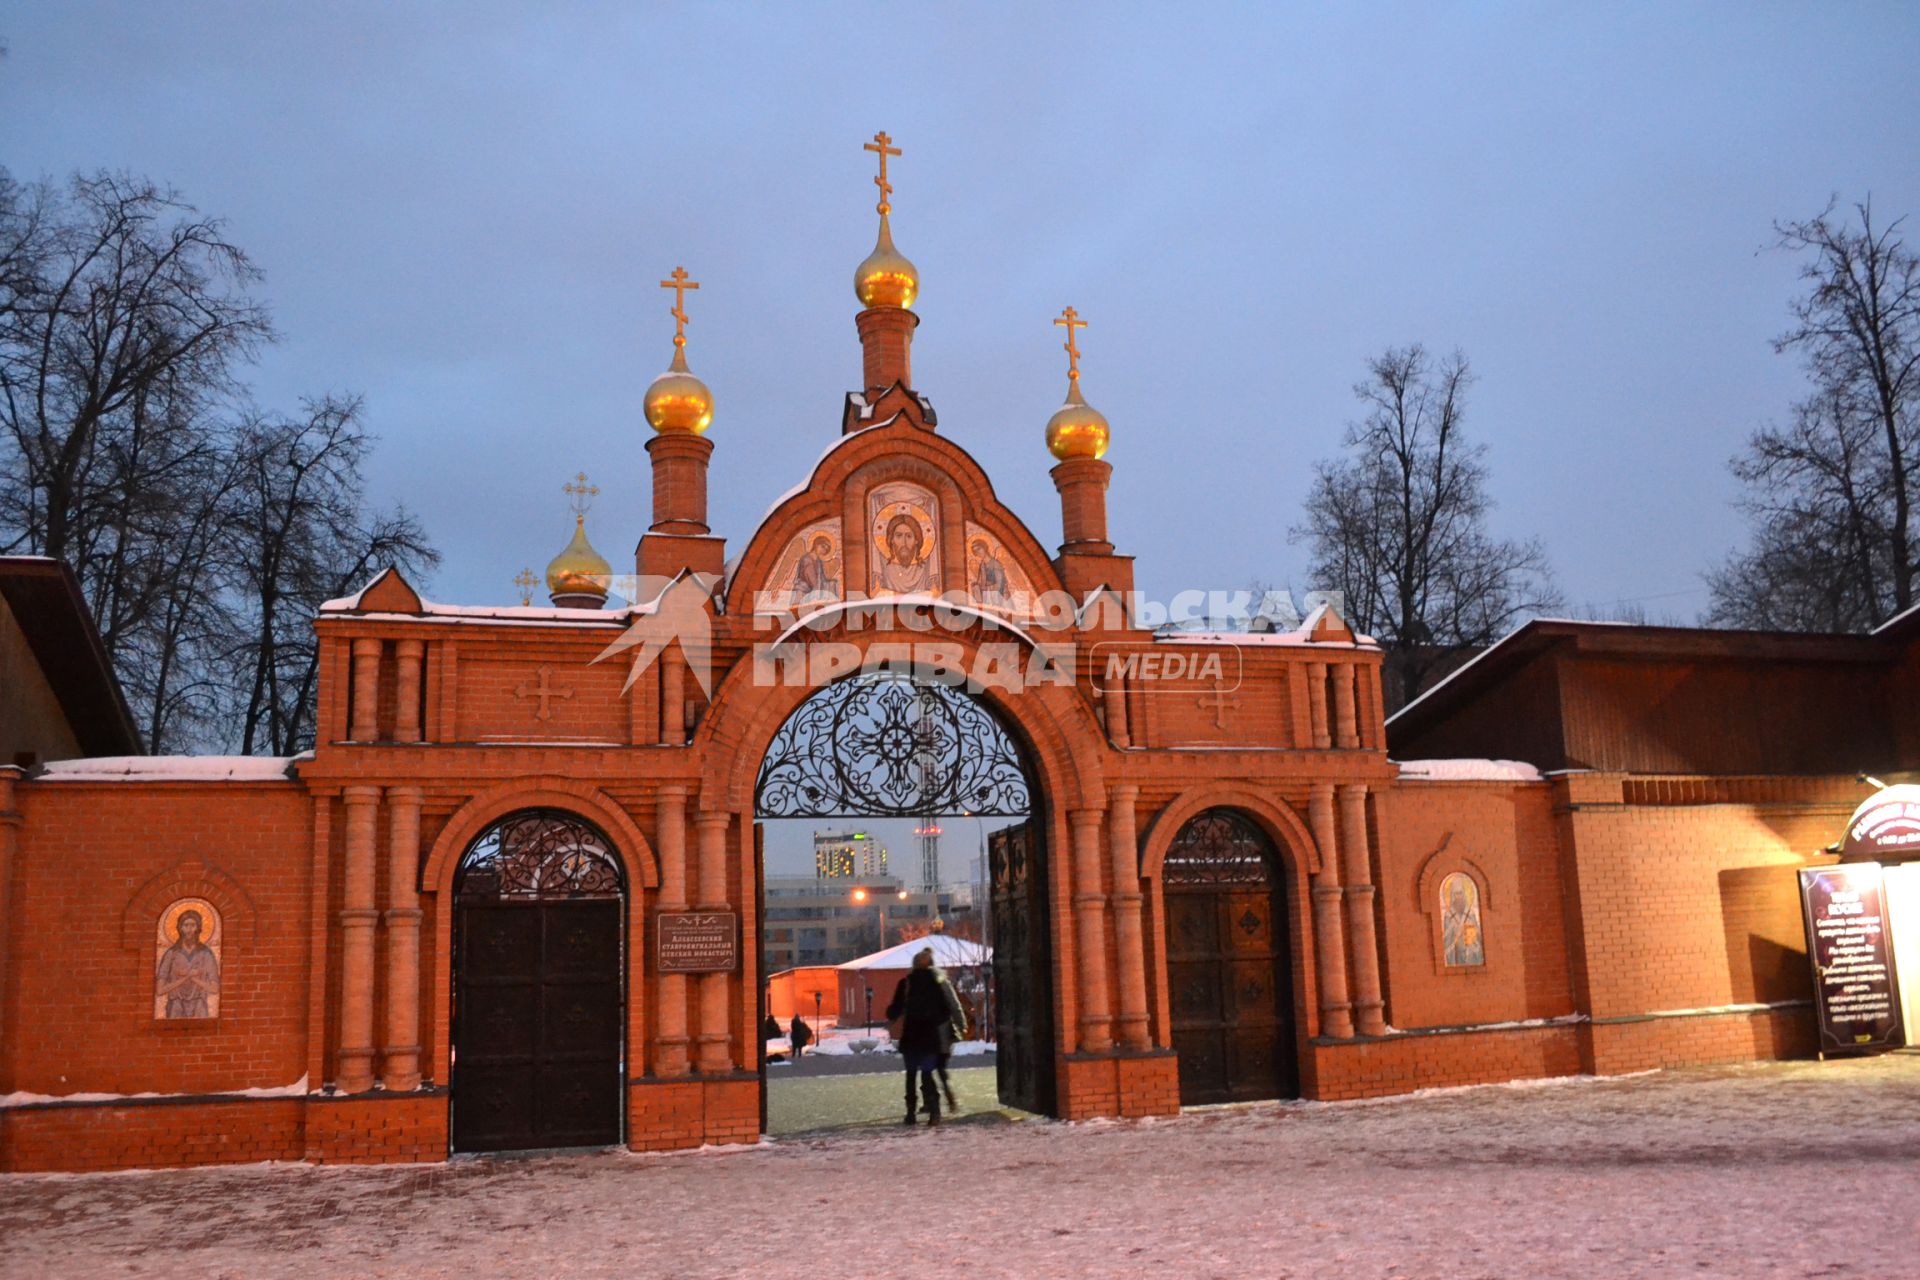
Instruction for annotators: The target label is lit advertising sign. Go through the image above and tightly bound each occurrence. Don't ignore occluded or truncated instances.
[1799,864,1905,1056]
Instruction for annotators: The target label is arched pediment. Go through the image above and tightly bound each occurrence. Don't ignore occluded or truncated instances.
[724,414,1065,622]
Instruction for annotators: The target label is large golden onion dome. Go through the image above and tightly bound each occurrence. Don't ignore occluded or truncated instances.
[855,212,919,310]
[644,344,714,435]
[545,515,612,605]
[1046,378,1111,461]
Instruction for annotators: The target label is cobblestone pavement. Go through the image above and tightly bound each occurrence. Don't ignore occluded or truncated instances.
[3,1056,1916,1280]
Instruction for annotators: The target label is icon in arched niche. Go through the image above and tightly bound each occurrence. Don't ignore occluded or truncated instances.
[1439,872,1484,967]
[965,523,1040,617]
[766,518,844,610]
[868,481,939,597]
[155,898,222,1019]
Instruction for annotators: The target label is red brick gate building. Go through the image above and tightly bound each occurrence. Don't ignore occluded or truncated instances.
[1,144,1907,1172]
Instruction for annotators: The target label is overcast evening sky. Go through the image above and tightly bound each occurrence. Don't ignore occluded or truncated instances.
[7,4,1919,871]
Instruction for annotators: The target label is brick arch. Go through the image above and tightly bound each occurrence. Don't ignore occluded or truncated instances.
[1135,786,1324,1049]
[723,417,1066,616]
[419,777,659,895]
[1415,835,1494,911]
[122,861,257,951]
[1139,786,1322,881]
[693,631,1110,818]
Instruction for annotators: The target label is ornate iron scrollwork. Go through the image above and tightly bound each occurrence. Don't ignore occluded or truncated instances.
[1163,808,1275,885]
[755,673,1033,818]
[456,810,623,900]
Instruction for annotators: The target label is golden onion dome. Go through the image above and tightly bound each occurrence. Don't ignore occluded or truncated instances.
[545,515,612,603]
[854,212,919,309]
[644,344,715,435]
[1046,379,1111,461]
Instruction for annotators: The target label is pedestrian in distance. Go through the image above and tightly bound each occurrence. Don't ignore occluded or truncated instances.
[789,1013,814,1059]
[886,947,967,1126]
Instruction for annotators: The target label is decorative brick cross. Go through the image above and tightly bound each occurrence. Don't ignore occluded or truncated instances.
[516,665,574,722]
[1197,672,1241,729]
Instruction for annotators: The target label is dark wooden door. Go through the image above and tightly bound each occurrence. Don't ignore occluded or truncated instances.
[453,899,622,1152]
[990,819,1057,1117]
[1164,810,1295,1106]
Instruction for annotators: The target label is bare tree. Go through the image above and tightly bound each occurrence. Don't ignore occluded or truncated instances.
[1710,200,1920,631]
[221,397,438,754]
[1293,345,1560,708]
[0,169,437,753]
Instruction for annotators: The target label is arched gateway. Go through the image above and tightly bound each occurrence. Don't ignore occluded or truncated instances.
[288,135,1396,1159]
[753,671,1058,1115]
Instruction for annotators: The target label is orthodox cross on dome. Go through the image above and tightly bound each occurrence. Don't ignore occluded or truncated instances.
[864,130,901,216]
[516,665,574,722]
[1197,671,1241,730]
[660,266,699,351]
[1055,306,1088,386]
[513,567,538,606]
[564,472,599,518]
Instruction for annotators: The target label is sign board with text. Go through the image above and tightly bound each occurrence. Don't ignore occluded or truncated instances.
[1799,865,1905,1056]
[657,911,739,974]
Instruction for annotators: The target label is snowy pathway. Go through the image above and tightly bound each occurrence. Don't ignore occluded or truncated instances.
[3,1056,1916,1279]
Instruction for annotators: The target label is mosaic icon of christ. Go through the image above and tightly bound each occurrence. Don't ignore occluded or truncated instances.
[880,511,933,594]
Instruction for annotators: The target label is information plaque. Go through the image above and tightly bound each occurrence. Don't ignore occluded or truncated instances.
[1799,864,1905,1056]
[657,911,739,974]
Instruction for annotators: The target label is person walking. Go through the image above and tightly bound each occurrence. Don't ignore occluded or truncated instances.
[788,1013,814,1059]
[885,947,964,1126]
[936,985,970,1113]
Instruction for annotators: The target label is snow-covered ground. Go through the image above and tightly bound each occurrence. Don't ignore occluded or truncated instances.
[4,1056,1917,1279]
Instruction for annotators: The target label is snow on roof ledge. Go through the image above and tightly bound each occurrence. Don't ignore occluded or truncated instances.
[1395,758,1543,783]
[838,934,992,970]
[37,755,303,783]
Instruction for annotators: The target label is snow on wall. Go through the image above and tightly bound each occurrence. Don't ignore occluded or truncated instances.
[0,1075,310,1109]
[1394,758,1543,783]
[35,756,302,783]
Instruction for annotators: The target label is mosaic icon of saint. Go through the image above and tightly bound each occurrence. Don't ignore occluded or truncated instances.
[880,512,932,594]
[1439,873,1484,967]
[792,534,840,603]
[155,908,221,1018]
[970,537,1009,609]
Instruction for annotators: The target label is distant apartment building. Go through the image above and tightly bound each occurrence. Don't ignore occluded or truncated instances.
[762,874,959,969]
[813,828,888,879]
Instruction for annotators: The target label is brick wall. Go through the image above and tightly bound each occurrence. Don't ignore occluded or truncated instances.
[6,781,314,1098]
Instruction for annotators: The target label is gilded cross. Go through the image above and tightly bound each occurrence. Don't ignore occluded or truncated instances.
[512,567,538,606]
[564,471,598,517]
[1054,306,1088,385]
[1197,672,1241,730]
[515,665,574,722]
[864,130,901,214]
[660,266,699,349]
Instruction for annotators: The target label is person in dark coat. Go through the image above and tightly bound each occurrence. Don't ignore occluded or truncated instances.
[886,948,966,1126]
[788,1014,814,1058]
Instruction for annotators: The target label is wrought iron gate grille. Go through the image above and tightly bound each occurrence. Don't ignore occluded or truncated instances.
[455,810,623,901]
[755,673,1032,818]
[1163,809,1274,885]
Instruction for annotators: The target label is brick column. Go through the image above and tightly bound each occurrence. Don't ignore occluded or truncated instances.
[338,785,382,1092]
[1051,458,1114,554]
[1308,783,1353,1039]
[661,648,686,745]
[694,811,733,1074]
[382,785,424,1090]
[647,432,714,535]
[1337,784,1386,1035]
[393,639,424,743]
[1306,661,1331,749]
[1103,678,1131,749]
[653,786,691,1077]
[349,638,382,741]
[854,305,918,395]
[1069,807,1113,1053]
[1332,663,1358,749]
[1107,786,1151,1051]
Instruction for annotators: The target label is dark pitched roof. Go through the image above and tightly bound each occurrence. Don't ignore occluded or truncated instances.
[0,557,143,756]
